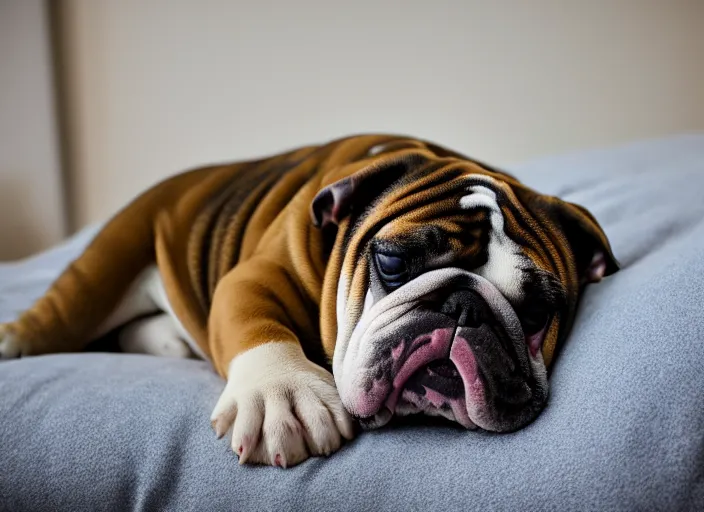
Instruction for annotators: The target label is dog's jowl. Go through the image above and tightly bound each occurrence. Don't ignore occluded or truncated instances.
[0,134,618,467]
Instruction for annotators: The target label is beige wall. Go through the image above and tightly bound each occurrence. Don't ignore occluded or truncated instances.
[59,0,704,230]
[0,0,66,259]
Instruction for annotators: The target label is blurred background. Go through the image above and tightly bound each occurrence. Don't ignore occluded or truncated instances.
[1,0,703,260]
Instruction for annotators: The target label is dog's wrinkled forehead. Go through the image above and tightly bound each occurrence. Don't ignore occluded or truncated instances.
[363,173,538,303]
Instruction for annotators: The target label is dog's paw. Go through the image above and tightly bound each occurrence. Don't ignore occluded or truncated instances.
[210,342,355,468]
[0,324,23,359]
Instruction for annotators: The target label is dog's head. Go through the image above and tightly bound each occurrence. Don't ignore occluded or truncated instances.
[311,139,618,432]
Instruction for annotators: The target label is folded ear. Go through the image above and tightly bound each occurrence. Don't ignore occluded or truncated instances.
[515,189,620,284]
[310,153,427,228]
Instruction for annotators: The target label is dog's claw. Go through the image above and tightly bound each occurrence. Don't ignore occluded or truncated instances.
[211,417,228,439]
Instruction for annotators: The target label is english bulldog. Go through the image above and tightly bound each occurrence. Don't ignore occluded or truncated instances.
[0,134,618,467]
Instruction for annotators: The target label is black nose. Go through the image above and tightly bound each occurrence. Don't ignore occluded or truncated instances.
[439,289,492,327]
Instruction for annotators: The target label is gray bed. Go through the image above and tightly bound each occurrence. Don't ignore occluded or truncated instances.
[1,135,703,511]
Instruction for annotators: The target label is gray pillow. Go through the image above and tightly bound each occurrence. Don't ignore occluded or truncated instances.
[1,135,703,511]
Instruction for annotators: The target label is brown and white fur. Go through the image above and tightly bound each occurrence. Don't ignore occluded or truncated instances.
[0,134,618,467]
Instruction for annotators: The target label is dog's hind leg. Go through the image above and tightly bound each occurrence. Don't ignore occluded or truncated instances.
[0,185,165,359]
[0,163,222,360]
[0,227,154,358]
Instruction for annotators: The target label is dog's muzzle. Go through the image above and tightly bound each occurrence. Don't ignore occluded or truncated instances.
[335,269,549,432]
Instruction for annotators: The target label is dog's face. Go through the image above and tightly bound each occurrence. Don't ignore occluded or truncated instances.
[312,143,618,432]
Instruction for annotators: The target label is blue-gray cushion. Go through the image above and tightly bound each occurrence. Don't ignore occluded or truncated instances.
[1,135,703,511]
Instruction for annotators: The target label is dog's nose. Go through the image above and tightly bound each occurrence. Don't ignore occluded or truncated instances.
[439,289,491,327]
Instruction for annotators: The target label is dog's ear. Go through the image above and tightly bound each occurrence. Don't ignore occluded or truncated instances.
[514,188,619,284]
[310,153,427,228]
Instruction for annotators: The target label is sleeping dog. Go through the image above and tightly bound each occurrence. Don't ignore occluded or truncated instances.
[0,134,618,467]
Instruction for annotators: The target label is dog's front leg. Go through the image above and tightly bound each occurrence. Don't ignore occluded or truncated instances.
[207,258,354,468]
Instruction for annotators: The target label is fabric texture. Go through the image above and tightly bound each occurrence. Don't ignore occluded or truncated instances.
[1,135,704,511]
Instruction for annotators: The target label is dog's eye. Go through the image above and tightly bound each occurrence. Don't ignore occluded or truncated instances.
[375,253,408,288]
[520,307,551,336]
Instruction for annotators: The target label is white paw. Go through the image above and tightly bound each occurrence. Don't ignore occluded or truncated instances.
[210,342,355,468]
[0,324,22,359]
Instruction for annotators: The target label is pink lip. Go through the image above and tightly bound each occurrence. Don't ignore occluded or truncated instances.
[379,328,483,429]
[351,329,455,418]
[382,328,455,413]
[526,325,548,358]
[449,334,484,428]
[357,322,539,426]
